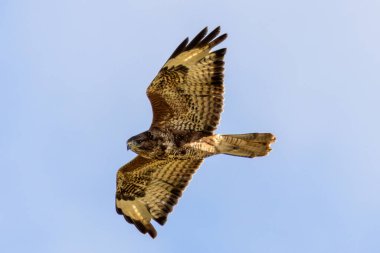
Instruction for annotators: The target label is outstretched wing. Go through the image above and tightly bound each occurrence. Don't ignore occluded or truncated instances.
[147,27,227,133]
[115,156,203,238]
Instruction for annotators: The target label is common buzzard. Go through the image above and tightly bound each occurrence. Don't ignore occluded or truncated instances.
[116,27,275,238]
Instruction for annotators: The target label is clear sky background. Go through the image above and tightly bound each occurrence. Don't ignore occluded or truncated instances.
[1,0,379,252]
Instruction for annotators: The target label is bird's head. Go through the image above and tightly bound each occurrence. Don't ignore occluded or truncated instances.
[127,131,154,154]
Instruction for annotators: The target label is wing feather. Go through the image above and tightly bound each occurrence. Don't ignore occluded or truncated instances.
[147,27,227,133]
[167,37,189,60]
[185,27,208,50]
[116,156,203,238]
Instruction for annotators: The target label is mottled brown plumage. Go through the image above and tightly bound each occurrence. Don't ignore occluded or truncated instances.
[116,27,276,238]
[147,32,226,133]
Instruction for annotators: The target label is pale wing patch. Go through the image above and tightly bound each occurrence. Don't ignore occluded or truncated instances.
[116,199,152,222]
[116,156,203,238]
[146,27,227,133]
[165,48,207,68]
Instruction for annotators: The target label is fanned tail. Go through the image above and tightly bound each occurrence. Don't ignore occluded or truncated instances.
[217,133,276,158]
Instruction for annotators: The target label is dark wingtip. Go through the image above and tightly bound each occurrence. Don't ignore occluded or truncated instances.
[198,26,221,47]
[116,206,123,215]
[167,26,227,61]
[168,37,189,60]
[186,27,208,50]
[214,48,227,57]
[130,218,158,239]
[148,227,157,239]
[123,215,133,224]
[154,216,168,226]
[209,33,228,48]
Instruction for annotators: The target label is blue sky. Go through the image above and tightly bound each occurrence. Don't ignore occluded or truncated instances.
[1,0,379,252]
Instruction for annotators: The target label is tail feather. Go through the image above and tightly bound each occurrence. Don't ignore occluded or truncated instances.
[217,133,275,158]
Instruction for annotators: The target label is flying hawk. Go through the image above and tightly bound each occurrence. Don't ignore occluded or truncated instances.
[116,27,275,238]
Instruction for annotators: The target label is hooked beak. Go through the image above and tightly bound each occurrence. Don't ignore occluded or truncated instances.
[127,141,131,151]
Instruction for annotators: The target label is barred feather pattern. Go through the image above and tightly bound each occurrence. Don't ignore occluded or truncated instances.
[116,156,203,238]
[116,27,276,239]
[147,27,227,133]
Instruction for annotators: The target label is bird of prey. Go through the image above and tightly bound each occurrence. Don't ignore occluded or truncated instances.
[115,27,275,238]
